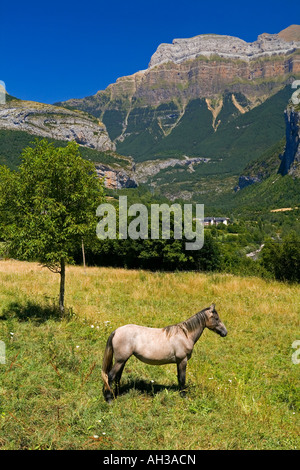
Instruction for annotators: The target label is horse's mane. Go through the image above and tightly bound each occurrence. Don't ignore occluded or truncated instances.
[163,308,207,337]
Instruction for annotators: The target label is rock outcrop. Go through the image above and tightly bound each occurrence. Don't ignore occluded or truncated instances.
[95,163,137,189]
[235,175,263,191]
[236,102,300,191]
[134,156,210,183]
[95,156,210,189]
[0,99,115,152]
[279,107,300,176]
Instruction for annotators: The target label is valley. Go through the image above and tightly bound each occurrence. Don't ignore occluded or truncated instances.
[1,6,300,454]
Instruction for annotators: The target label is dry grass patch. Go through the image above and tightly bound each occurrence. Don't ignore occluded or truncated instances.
[0,260,299,449]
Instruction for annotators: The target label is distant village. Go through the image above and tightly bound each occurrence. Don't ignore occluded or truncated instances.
[203,217,230,226]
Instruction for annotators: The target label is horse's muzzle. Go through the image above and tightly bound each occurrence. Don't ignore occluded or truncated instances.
[217,324,228,337]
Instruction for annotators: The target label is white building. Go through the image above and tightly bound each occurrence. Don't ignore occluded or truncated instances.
[202,217,229,226]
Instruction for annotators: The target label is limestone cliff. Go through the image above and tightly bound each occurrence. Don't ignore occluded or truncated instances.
[149,30,300,67]
[279,106,300,177]
[51,25,300,199]
[236,102,300,191]
[61,25,300,114]
[57,26,300,167]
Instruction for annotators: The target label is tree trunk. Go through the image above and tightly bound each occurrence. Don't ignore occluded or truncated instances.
[59,258,65,316]
[82,238,86,272]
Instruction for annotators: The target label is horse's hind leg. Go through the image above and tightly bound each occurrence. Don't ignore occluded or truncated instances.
[107,360,127,400]
[114,361,127,397]
[176,357,188,397]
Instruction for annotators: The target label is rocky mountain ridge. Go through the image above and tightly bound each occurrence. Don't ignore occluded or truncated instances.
[57,25,300,170]
[0,98,115,152]
[1,26,300,202]
[149,30,300,68]
[61,25,300,111]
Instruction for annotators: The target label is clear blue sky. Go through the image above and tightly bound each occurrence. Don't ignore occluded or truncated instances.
[1,0,299,104]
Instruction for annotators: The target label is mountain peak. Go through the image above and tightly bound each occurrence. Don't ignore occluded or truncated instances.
[149,27,300,68]
[278,24,300,42]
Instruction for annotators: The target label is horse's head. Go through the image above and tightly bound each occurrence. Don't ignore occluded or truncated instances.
[205,304,227,337]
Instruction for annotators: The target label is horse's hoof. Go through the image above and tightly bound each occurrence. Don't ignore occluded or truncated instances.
[103,393,114,404]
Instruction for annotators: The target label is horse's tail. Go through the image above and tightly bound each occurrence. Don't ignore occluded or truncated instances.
[101,331,115,393]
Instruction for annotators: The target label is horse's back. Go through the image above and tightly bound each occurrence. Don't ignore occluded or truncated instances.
[113,324,178,365]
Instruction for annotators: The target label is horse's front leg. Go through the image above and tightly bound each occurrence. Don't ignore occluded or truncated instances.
[176,357,188,397]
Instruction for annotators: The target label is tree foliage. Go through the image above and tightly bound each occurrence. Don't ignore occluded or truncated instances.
[0,139,105,313]
[260,231,300,282]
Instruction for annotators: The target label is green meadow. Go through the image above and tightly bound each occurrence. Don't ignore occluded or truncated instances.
[0,260,299,450]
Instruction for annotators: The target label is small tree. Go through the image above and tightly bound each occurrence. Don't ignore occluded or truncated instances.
[0,139,105,315]
[260,232,300,283]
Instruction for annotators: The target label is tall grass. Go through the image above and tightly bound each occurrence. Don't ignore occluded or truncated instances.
[0,260,299,449]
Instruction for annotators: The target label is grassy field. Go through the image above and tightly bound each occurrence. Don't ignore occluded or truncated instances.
[0,260,299,450]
